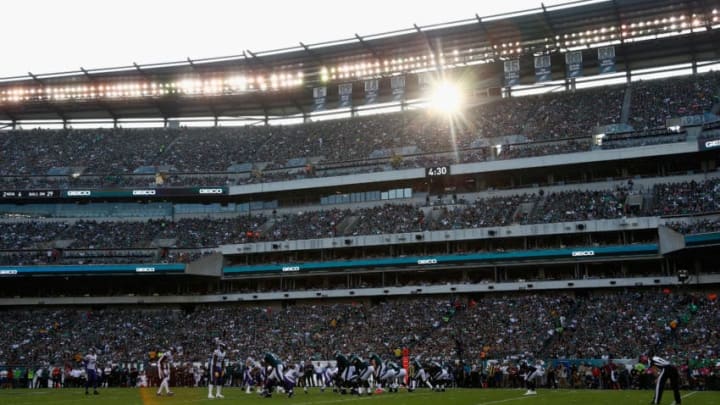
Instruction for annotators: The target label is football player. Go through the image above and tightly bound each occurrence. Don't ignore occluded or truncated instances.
[83,348,99,395]
[260,352,284,398]
[156,347,175,396]
[208,341,227,399]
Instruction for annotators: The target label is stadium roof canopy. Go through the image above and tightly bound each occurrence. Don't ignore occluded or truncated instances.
[0,0,718,124]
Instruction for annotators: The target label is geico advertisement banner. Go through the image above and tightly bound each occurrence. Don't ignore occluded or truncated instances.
[699,138,720,151]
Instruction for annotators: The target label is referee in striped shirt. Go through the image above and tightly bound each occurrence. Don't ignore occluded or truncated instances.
[648,354,681,405]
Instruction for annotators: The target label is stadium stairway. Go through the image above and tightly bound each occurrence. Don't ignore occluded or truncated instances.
[425,205,446,229]
[526,195,548,224]
[52,239,75,250]
[151,238,177,248]
[644,193,657,214]
[335,215,358,235]
[625,194,644,212]
[513,201,537,224]
[256,217,276,236]
[151,131,183,162]
[538,297,581,359]
[621,85,632,124]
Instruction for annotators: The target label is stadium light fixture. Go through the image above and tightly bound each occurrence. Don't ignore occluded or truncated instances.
[320,67,329,82]
[429,80,463,114]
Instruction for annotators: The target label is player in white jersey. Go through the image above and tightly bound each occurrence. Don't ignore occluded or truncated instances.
[208,341,227,399]
[282,363,300,398]
[523,360,545,396]
[323,364,338,392]
[84,348,99,395]
[243,357,264,394]
[314,362,331,392]
[156,347,175,396]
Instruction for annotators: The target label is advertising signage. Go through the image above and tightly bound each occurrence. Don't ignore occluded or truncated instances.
[1,187,228,200]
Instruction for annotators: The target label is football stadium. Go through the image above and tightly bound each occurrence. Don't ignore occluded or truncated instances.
[2,0,720,404]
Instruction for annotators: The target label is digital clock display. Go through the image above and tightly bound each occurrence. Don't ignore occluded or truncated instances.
[426,166,451,177]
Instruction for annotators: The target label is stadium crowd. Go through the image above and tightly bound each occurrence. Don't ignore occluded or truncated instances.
[1,177,719,265]
[629,71,720,131]
[524,188,631,223]
[0,290,718,389]
[599,128,688,149]
[651,178,720,216]
[1,73,717,191]
[3,15,720,398]
[667,218,720,234]
[544,290,720,361]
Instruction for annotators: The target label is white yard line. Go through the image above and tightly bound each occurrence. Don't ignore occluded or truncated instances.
[682,391,698,399]
[475,396,533,405]
[290,392,436,405]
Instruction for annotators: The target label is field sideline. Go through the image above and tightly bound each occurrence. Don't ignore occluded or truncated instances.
[0,388,718,405]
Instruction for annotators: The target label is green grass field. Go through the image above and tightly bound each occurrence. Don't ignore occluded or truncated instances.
[0,388,717,405]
